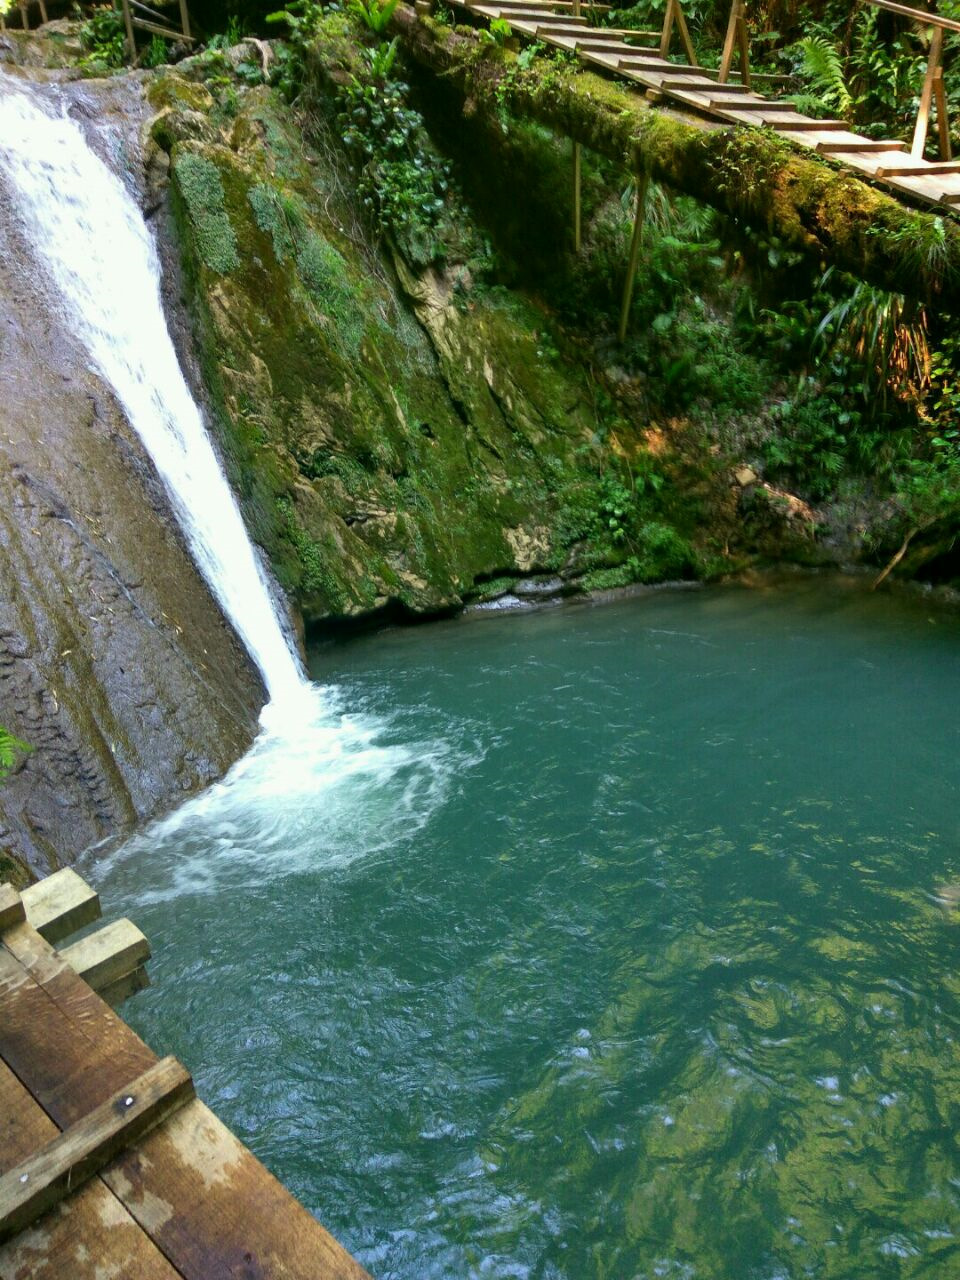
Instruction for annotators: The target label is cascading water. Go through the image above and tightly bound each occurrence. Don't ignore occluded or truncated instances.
[0,75,302,708]
[0,73,465,890]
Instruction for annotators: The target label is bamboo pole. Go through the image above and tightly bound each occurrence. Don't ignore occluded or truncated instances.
[18,3,28,30]
[912,24,943,160]
[618,174,648,343]
[934,64,952,161]
[573,141,582,252]
[119,0,136,60]
[177,0,191,41]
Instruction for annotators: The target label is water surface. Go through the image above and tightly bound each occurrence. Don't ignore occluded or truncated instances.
[97,580,960,1278]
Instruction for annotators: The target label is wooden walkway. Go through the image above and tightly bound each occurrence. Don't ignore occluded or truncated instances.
[0,871,368,1280]
[445,0,960,212]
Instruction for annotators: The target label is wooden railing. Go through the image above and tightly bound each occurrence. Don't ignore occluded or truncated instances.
[867,0,957,161]
[0,0,194,61]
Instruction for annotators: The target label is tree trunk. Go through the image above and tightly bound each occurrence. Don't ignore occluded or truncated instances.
[387,7,960,308]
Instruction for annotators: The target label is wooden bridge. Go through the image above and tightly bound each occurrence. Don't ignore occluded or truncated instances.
[0,870,368,1280]
[427,0,960,334]
[442,0,960,211]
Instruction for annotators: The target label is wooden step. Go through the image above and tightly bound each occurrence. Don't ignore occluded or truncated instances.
[0,1057,194,1245]
[777,119,849,132]
[876,160,960,176]
[0,884,25,934]
[714,99,797,111]
[60,918,151,999]
[816,138,907,154]
[662,78,743,92]
[21,867,101,943]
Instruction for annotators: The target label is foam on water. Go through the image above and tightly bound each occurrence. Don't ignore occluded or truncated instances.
[91,682,479,904]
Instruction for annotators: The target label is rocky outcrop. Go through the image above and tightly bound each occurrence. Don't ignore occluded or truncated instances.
[0,75,263,879]
[144,66,701,627]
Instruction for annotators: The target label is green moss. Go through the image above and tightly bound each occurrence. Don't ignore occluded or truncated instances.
[295,233,366,359]
[247,183,298,261]
[172,151,240,274]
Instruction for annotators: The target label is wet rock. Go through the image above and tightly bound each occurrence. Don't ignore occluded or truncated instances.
[0,83,262,876]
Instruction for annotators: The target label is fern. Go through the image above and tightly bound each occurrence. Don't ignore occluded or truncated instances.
[0,727,30,782]
[797,35,852,115]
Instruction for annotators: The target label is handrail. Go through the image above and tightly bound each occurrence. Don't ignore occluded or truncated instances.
[866,0,960,35]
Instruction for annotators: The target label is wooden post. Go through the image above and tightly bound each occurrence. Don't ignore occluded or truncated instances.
[912,24,944,160]
[18,3,28,29]
[736,7,750,88]
[178,0,191,41]
[119,0,136,59]
[618,174,648,343]
[659,0,697,66]
[38,0,48,22]
[934,63,952,161]
[573,141,582,253]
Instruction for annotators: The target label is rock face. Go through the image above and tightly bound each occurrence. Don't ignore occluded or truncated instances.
[145,67,700,627]
[0,75,263,879]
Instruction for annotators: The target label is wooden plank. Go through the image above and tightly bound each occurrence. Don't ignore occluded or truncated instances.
[0,931,369,1278]
[777,119,849,131]
[0,929,158,1122]
[0,1061,182,1280]
[816,138,908,153]
[0,886,25,935]
[0,1057,194,1245]
[712,98,797,111]
[662,78,744,91]
[21,868,100,945]
[99,964,151,1009]
[911,23,943,159]
[577,40,646,53]
[867,0,960,36]
[103,1101,371,1280]
[59,919,150,994]
[130,13,195,39]
[876,160,960,175]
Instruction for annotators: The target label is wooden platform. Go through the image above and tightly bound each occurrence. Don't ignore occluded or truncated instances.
[0,871,368,1280]
[448,0,960,212]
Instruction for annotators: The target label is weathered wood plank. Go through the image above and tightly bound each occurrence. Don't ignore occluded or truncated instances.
[60,918,150,994]
[103,1102,371,1280]
[0,1058,194,1245]
[0,1062,184,1280]
[0,930,368,1278]
[99,963,151,1009]
[0,931,158,1122]
[21,869,101,945]
[0,886,25,935]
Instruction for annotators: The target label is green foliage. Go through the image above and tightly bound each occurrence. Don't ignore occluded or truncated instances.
[349,0,400,35]
[78,5,125,70]
[173,152,240,274]
[762,386,850,499]
[479,16,513,44]
[794,33,851,114]
[266,0,330,99]
[338,62,453,261]
[142,36,170,68]
[0,728,30,783]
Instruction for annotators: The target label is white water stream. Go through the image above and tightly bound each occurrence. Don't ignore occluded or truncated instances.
[0,77,303,708]
[0,74,462,884]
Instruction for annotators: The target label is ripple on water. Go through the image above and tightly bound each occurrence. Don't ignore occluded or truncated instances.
[97,584,960,1278]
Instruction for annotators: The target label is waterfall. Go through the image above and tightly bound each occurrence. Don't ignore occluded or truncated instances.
[0,77,303,708]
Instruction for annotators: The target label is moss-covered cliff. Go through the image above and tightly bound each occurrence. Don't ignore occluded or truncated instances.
[143,48,720,628]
